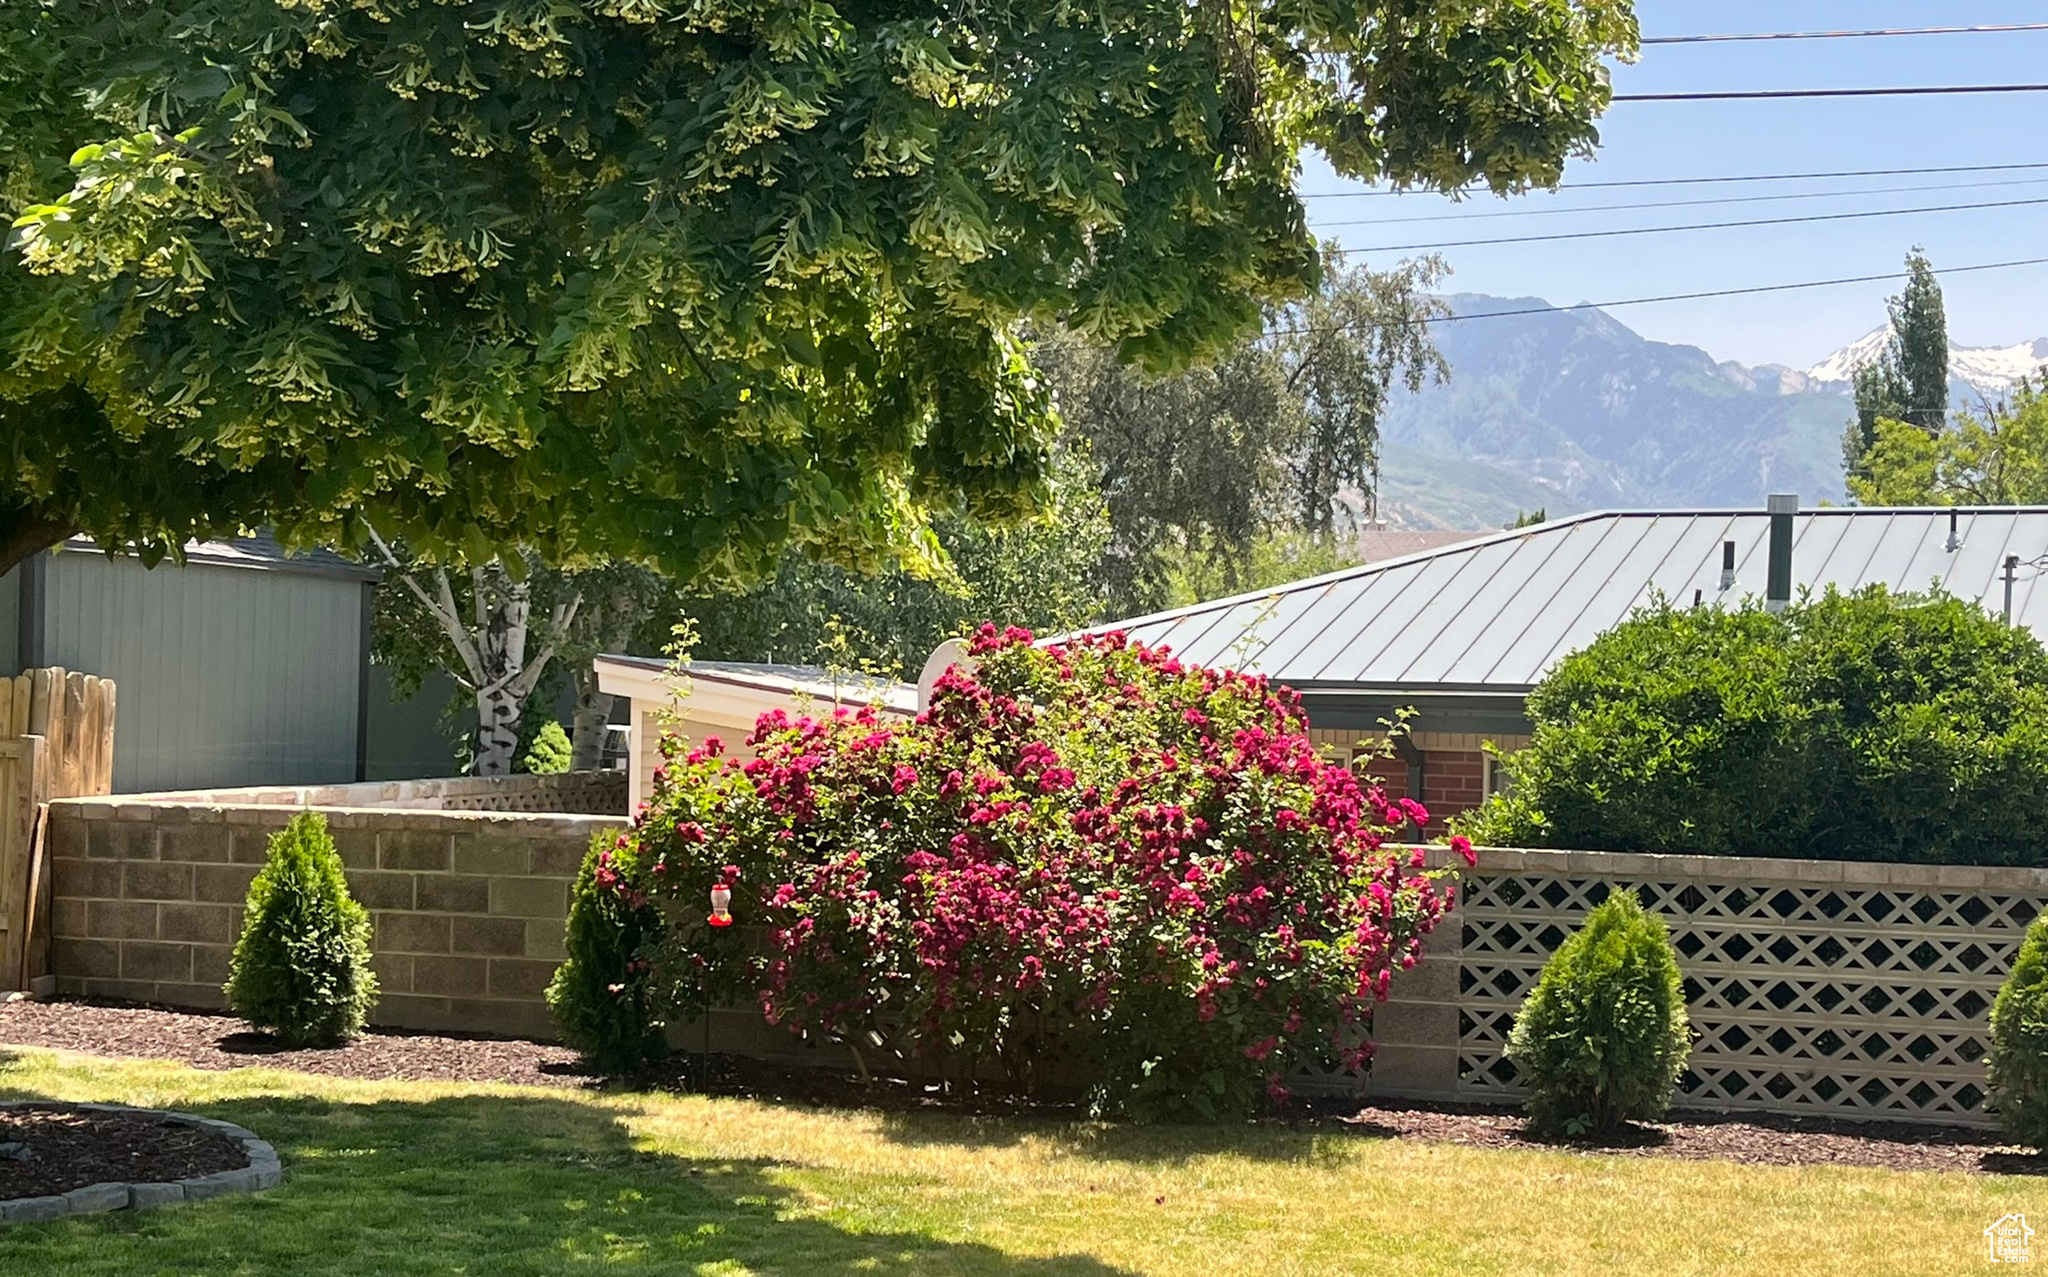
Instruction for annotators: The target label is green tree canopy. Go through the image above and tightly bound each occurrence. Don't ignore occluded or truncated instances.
[1848,378,2048,507]
[2,0,1636,580]
[1043,250,1447,613]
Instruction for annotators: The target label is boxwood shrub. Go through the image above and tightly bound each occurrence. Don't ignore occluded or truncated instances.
[556,625,1472,1117]
[1459,585,2048,863]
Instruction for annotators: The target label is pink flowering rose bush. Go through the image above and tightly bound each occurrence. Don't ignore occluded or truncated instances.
[581,625,1470,1118]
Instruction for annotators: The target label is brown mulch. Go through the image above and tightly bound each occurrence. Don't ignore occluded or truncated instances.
[1321,1099,2048,1176]
[0,998,588,1089]
[5,998,2047,1174]
[0,1105,248,1199]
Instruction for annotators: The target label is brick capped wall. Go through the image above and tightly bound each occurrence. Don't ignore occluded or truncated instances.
[44,799,624,1038]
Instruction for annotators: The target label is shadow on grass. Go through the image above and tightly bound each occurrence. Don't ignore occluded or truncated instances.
[0,1068,1134,1275]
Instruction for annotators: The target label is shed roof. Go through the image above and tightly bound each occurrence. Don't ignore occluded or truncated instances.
[1073,507,2048,694]
[61,531,381,583]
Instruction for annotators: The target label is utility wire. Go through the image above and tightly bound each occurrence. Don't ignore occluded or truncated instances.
[1299,160,2048,199]
[1311,175,2048,230]
[1261,256,2048,339]
[1616,84,2048,102]
[1643,24,2048,44]
[1333,194,2048,255]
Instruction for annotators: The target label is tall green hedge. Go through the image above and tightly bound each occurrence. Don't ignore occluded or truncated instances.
[1459,585,2048,864]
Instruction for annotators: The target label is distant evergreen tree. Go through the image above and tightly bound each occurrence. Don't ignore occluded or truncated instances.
[1845,249,1949,479]
[1892,248,1951,432]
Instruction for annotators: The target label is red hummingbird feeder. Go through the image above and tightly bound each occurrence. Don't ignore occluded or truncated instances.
[708,882,733,928]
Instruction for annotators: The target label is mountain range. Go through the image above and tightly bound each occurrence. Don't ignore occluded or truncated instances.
[1375,295,2048,530]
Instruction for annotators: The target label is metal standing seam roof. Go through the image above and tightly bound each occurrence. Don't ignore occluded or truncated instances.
[1067,507,2048,693]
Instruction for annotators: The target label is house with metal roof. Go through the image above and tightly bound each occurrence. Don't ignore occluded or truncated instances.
[1074,499,2048,829]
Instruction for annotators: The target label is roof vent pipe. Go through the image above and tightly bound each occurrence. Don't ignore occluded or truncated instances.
[1946,509,1963,553]
[1765,493,1798,613]
[1719,540,1737,592]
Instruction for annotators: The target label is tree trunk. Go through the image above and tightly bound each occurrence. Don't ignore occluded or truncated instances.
[0,509,77,580]
[469,576,533,777]
[473,684,524,777]
[570,664,611,771]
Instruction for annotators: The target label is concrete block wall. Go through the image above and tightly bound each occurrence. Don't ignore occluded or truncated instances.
[45,799,624,1038]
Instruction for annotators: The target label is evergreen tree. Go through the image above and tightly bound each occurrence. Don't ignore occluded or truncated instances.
[1892,248,1951,432]
[1845,249,1949,478]
[225,813,379,1046]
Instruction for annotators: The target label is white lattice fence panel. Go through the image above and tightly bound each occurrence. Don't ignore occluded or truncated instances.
[1455,872,2048,1126]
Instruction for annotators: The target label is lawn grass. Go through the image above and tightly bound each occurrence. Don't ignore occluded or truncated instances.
[0,1044,2035,1275]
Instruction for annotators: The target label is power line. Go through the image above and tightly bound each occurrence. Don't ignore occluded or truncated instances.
[1299,160,2048,200]
[1616,84,2048,102]
[1333,194,2048,255]
[1643,23,2048,44]
[1311,175,2048,230]
[1263,256,2048,339]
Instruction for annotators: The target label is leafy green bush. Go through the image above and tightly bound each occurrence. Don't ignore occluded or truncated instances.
[520,720,572,775]
[1505,891,1690,1137]
[1459,585,2048,863]
[224,812,378,1046]
[1988,909,2048,1148]
[546,831,667,1072]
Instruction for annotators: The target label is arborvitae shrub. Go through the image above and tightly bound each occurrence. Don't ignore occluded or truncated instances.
[1506,890,1690,1137]
[224,812,378,1046]
[1988,909,2048,1148]
[546,832,667,1072]
[520,720,572,775]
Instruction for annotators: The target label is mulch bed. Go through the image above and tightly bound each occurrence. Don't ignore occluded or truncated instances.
[0,998,587,1089]
[0,1105,248,1200]
[5,997,2047,1175]
[1317,1099,2048,1176]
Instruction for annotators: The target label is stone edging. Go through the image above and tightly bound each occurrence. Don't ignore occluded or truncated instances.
[0,1103,282,1225]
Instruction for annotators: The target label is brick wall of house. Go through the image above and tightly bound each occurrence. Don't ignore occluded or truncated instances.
[1421,749,1488,833]
[45,799,625,1038]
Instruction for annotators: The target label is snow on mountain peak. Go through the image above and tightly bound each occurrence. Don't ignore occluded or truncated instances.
[1805,327,2048,396]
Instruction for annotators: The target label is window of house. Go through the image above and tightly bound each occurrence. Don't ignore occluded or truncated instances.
[1483,751,1513,799]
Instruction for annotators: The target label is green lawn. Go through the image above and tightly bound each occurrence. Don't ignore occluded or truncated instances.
[0,1045,2035,1275]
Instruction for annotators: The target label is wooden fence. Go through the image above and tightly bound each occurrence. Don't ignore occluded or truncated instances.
[1,669,115,990]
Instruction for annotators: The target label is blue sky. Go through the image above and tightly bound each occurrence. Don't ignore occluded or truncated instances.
[1301,1,2048,369]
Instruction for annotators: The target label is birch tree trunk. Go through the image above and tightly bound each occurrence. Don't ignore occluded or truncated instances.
[470,569,532,777]
[570,666,611,772]
[367,531,581,778]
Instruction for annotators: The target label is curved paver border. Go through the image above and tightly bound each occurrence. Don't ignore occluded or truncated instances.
[0,1102,282,1224]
